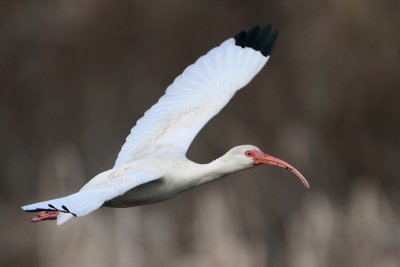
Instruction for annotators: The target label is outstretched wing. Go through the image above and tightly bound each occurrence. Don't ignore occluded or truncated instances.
[115,25,278,168]
[22,171,161,224]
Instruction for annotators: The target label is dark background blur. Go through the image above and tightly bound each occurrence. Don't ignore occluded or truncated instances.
[1,0,399,266]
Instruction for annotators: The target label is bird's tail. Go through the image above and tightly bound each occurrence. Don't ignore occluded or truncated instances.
[21,188,116,225]
[56,213,74,225]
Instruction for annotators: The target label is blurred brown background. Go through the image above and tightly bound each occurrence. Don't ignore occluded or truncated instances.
[1,0,399,266]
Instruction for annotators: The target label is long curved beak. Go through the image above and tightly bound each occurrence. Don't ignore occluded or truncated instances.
[253,151,310,189]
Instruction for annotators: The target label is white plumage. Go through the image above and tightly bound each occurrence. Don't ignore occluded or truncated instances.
[114,39,268,166]
[22,25,309,225]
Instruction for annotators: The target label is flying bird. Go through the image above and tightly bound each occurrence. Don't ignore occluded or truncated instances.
[22,24,310,225]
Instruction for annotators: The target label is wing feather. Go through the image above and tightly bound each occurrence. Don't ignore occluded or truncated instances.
[115,25,278,167]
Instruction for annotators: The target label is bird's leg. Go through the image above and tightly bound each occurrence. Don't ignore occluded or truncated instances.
[31,211,60,222]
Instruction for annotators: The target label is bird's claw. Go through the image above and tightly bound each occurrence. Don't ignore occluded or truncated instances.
[31,211,60,222]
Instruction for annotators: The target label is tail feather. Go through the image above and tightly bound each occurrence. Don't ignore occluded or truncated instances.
[57,213,74,225]
[22,188,117,224]
[22,171,162,225]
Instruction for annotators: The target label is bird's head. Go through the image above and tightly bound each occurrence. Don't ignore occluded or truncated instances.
[226,145,310,188]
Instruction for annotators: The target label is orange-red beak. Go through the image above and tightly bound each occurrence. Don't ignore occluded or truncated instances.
[252,151,310,189]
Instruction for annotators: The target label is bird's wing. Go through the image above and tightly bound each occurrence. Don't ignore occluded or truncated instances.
[115,25,278,168]
[22,170,161,222]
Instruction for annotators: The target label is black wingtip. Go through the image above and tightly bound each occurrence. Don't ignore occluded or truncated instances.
[234,31,247,48]
[61,205,77,216]
[24,208,50,213]
[62,205,70,213]
[234,24,279,56]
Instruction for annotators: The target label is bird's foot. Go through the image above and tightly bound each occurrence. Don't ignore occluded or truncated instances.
[31,211,60,222]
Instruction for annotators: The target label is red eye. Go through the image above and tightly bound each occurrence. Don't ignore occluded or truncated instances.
[245,151,252,156]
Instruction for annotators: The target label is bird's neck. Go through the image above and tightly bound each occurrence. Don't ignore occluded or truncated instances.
[183,154,248,189]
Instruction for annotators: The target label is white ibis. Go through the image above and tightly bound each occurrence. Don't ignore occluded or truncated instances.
[22,24,310,225]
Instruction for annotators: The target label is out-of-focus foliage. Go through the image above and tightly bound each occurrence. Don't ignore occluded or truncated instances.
[1,1,399,266]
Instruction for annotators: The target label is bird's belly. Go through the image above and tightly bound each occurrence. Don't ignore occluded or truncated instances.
[104,179,178,208]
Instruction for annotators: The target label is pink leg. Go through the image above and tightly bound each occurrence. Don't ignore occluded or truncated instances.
[31,211,60,222]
